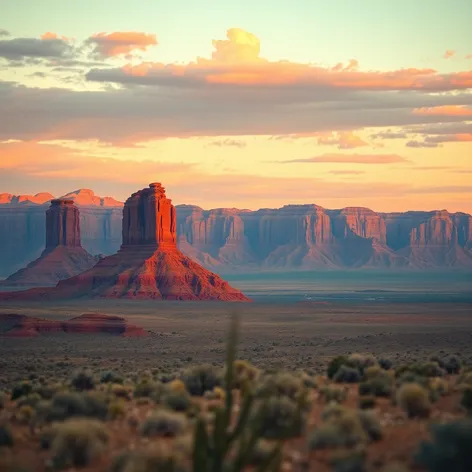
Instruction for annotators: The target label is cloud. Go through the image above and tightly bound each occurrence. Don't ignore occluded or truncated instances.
[0,35,74,60]
[86,31,157,57]
[279,153,408,164]
[370,131,408,140]
[443,50,456,59]
[413,105,472,117]
[405,140,440,148]
[0,140,195,184]
[2,28,472,144]
[317,131,368,149]
[208,138,247,148]
[211,28,262,63]
[424,133,472,143]
[0,29,9,37]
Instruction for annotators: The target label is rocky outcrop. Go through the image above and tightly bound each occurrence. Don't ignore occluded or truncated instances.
[1,200,97,287]
[0,313,149,337]
[0,184,250,301]
[0,190,122,277]
[1,188,471,274]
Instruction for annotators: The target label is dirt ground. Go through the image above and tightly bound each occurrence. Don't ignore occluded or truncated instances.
[1,299,472,471]
[1,300,471,379]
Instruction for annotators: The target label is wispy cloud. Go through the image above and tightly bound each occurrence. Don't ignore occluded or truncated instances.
[279,153,409,164]
[208,138,247,148]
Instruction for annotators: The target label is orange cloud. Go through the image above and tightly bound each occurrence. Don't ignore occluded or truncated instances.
[40,32,71,42]
[443,50,456,59]
[0,141,193,184]
[211,28,262,63]
[87,31,157,57]
[317,131,368,149]
[109,29,472,91]
[412,105,472,117]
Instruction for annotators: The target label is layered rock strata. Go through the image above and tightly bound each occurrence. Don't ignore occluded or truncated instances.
[0,184,250,301]
[1,200,97,287]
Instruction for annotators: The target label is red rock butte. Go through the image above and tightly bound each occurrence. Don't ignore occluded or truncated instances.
[0,184,250,301]
[1,199,97,287]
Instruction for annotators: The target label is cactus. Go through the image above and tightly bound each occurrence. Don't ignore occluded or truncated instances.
[191,313,291,472]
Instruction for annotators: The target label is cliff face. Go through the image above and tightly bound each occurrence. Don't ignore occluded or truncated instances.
[0,190,122,277]
[1,189,471,275]
[1,200,98,287]
[0,184,250,301]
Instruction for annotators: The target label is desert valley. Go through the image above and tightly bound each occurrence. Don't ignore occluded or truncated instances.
[1,1,472,471]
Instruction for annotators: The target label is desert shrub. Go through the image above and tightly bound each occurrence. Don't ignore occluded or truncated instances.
[310,405,382,451]
[33,384,58,400]
[461,387,472,414]
[134,380,161,399]
[347,354,377,373]
[45,419,109,469]
[108,400,127,420]
[11,381,33,400]
[418,362,446,378]
[334,366,362,384]
[0,425,14,447]
[100,371,124,384]
[163,391,192,412]
[17,405,34,424]
[359,396,376,410]
[256,396,305,440]
[429,378,450,397]
[330,447,367,472]
[328,356,349,379]
[319,385,347,404]
[139,410,187,437]
[378,358,393,371]
[110,445,187,472]
[309,413,366,450]
[231,360,260,388]
[46,392,108,422]
[357,410,383,441]
[71,370,95,391]
[255,372,304,402]
[111,384,131,400]
[168,379,187,393]
[359,374,393,398]
[415,419,472,472]
[17,393,41,408]
[247,440,280,466]
[364,365,382,379]
[396,383,431,418]
[180,364,222,396]
[444,355,462,374]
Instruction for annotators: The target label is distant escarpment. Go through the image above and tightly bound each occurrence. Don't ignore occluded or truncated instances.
[0,313,150,337]
[1,199,98,287]
[1,189,471,276]
[0,184,250,301]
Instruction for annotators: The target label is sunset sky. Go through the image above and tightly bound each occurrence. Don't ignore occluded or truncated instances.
[1,0,471,212]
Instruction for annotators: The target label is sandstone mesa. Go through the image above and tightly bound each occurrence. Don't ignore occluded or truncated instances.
[0,189,471,278]
[0,183,250,301]
[0,199,97,287]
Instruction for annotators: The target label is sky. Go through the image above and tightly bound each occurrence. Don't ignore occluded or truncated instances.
[0,0,471,212]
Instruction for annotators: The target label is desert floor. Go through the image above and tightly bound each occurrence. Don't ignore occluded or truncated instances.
[1,300,471,377]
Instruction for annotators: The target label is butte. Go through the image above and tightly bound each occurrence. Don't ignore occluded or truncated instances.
[0,199,97,288]
[1,184,250,301]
